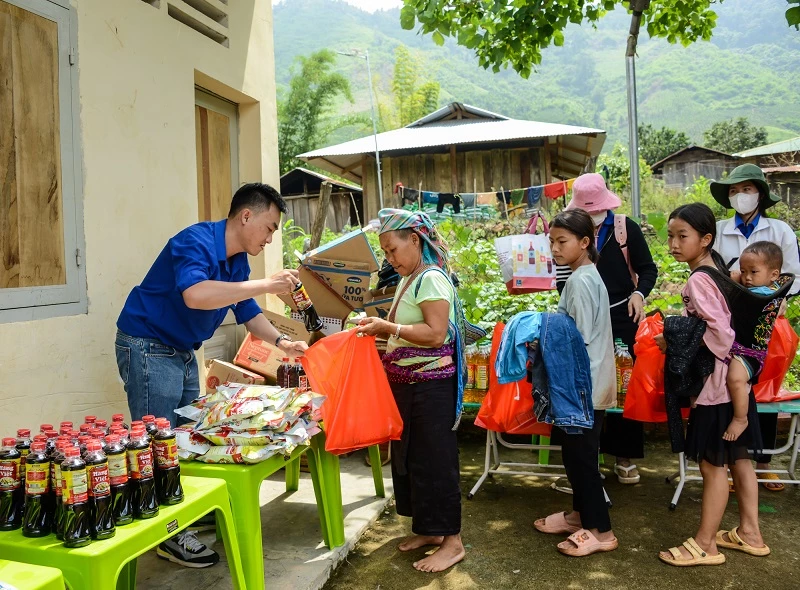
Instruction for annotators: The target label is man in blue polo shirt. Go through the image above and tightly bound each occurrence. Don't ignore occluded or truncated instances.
[115,182,307,567]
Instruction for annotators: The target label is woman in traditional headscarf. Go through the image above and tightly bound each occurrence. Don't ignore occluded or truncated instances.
[357,208,466,573]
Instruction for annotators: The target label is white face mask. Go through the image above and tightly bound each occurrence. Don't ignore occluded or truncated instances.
[730,192,759,216]
[590,212,608,226]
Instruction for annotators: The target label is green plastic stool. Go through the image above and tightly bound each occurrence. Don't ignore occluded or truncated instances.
[0,559,64,590]
[0,476,245,590]
[180,433,382,590]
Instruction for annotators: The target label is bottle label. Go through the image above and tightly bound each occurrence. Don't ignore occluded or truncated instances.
[25,461,49,495]
[619,367,632,396]
[153,439,179,469]
[127,447,154,480]
[466,364,476,389]
[0,458,21,491]
[476,366,489,390]
[298,375,308,390]
[108,453,129,485]
[54,462,63,496]
[291,284,313,311]
[87,463,111,498]
[62,469,88,505]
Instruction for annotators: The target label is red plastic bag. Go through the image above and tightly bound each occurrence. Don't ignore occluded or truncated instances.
[301,329,403,454]
[754,316,800,403]
[475,323,552,436]
[623,315,669,423]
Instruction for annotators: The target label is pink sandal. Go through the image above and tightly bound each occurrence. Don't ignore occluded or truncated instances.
[557,529,618,557]
[534,512,581,535]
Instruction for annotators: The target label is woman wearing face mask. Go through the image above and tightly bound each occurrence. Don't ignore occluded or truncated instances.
[556,173,659,485]
[711,163,800,493]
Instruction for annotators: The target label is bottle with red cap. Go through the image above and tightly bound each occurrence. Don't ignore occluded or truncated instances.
[40,424,54,434]
[111,426,130,447]
[111,413,129,432]
[142,415,158,440]
[79,424,92,435]
[52,439,69,540]
[43,431,59,457]
[85,440,115,540]
[15,429,31,500]
[0,437,24,530]
[22,441,52,537]
[95,419,108,434]
[59,421,73,433]
[153,419,183,505]
[78,435,92,458]
[104,435,132,526]
[127,427,158,519]
[61,446,91,547]
[84,416,97,426]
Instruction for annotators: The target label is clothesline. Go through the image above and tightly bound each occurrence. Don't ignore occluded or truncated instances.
[395,178,576,212]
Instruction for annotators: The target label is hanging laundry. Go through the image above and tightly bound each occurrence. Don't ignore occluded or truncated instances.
[510,188,525,206]
[566,178,576,190]
[496,190,512,204]
[458,193,477,208]
[401,187,420,204]
[527,186,544,208]
[477,192,496,206]
[422,191,439,204]
[436,193,461,214]
[544,180,568,200]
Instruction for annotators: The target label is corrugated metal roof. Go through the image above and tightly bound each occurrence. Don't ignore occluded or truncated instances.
[735,136,800,157]
[298,118,604,159]
[279,167,362,192]
[406,102,508,127]
[650,145,734,172]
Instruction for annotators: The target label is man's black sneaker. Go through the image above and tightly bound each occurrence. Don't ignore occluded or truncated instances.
[156,531,219,568]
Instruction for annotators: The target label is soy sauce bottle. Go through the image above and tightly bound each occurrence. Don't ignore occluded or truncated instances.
[153,419,183,505]
[61,446,91,548]
[294,362,308,390]
[142,415,158,441]
[15,429,31,505]
[84,415,97,426]
[291,281,326,344]
[22,442,52,537]
[85,441,115,540]
[52,439,69,540]
[111,414,130,433]
[127,427,158,519]
[104,435,132,526]
[39,424,54,434]
[0,437,24,530]
[277,357,292,388]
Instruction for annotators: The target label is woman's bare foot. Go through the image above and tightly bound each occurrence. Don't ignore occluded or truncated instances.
[398,534,443,552]
[413,535,465,573]
[723,416,748,442]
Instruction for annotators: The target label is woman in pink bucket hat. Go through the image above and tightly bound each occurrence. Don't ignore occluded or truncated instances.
[557,173,658,485]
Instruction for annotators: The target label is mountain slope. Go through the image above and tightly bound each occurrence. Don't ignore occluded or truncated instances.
[272,0,800,150]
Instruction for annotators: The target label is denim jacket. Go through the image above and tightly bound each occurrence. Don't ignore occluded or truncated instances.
[530,312,594,433]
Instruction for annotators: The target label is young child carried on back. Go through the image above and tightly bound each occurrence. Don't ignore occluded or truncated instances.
[724,240,784,441]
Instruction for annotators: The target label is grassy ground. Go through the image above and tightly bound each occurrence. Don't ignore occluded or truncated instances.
[324,420,800,590]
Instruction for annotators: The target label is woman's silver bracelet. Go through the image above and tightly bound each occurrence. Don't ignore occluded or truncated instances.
[395,323,403,339]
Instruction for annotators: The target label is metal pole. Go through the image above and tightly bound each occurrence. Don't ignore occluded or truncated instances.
[626,0,649,221]
[364,50,384,209]
[626,55,640,219]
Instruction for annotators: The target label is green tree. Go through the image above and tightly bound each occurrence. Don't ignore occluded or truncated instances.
[277,50,365,174]
[702,117,769,154]
[385,46,441,129]
[638,124,691,165]
[598,142,652,195]
[399,1,728,78]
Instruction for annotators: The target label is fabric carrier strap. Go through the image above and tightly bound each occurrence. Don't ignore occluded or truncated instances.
[382,344,456,383]
[614,214,638,288]
[729,341,768,374]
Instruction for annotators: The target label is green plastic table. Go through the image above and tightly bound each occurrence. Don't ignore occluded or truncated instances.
[180,432,383,590]
[0,476,244,590]
[0,560,64,590]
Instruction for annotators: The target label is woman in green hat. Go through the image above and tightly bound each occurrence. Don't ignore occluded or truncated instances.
[711,163,800,492]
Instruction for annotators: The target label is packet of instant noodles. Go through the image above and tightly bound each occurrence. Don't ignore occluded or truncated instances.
[195,399,265,430]
[195,444,285,464]
[175,426,211,457]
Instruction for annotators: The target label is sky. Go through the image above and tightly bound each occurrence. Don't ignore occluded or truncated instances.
[272,0,403,12]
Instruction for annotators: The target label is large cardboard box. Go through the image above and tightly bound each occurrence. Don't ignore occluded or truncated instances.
[279,267,355,323]
[363,285,396,319]
[297,229,380,311]
[204,359,265,393]
[233,310,310,380]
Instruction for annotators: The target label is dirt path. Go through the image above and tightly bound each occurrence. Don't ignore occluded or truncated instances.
[325,422,800,590]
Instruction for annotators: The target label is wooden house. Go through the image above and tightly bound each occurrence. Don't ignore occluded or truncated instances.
[650,146,739,189]
[736,137,800,205]
[279,168,364,232]
[298,102,606,221]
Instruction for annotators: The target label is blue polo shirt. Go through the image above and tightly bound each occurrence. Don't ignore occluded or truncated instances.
[117,220,262,350]
[735,213,761,239]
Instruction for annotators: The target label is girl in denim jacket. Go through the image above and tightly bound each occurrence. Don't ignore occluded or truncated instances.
[533,209,618,557]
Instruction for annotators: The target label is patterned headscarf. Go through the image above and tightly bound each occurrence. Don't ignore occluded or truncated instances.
[378,208,450,271]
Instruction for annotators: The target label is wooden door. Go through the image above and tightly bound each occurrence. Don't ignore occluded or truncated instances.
[194,90,239,357]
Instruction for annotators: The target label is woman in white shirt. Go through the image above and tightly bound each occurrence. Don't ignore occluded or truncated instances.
[711,163,800,492]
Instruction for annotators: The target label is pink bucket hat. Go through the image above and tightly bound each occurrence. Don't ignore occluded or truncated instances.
[565,173,622,213]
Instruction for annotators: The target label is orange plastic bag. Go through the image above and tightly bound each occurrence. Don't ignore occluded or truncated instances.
[623,315,669,423]
[475,322,552,436]
[754,316,800,403]
[301,329,403,454]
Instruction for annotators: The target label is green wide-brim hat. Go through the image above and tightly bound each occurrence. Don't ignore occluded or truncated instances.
[710,163,781,209]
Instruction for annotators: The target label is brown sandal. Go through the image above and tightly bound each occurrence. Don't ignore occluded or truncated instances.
[659,537,726,567]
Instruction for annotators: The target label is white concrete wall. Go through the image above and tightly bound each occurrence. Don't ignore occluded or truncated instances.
[0,0,282,432]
